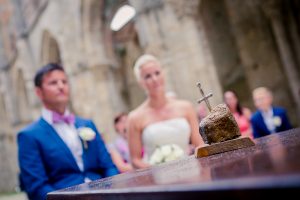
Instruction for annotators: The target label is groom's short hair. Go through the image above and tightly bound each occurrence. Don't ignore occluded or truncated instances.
[34,63,65,87]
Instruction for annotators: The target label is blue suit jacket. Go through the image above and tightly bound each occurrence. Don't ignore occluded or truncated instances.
[18,117,119,200]
[250,107,292,138]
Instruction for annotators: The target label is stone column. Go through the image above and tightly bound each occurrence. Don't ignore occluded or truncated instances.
[262,0,300,119]
[224,0,297,123]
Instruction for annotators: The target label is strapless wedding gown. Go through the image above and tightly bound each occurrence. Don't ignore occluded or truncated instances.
[142,118,191,162]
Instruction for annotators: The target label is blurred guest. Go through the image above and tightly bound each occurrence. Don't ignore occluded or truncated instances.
[108,112,133,173]
[224,90,253,139]
[128,54,205,169]
[17,63,118,200]
[251,87,292,138]
[196,103,208,123]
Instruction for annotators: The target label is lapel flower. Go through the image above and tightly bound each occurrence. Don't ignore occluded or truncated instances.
[78,127,96,149]
[149,144,184,165]
[273,116,282,127]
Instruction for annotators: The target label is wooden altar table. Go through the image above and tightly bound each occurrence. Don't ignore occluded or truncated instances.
[47,128,300,200]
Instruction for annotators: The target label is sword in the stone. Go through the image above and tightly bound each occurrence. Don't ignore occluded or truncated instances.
[197,82,213,112]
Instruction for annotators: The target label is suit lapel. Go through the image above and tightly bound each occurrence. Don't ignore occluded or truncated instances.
[74,118,88,170]
[74,117,86,148]
[38,118,81,171]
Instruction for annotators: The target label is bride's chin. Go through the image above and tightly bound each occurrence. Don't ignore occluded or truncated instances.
[149,92,165,98]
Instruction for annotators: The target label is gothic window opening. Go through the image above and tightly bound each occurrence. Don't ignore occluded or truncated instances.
[41,30,61,66]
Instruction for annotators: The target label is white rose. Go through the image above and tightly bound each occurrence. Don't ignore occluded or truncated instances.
[172,145,184,158]
[149,144,185,165]
[164,153,177,162]
[78,127,96,150]
[149,148,164,164]
[78,127,96,141]
[273,116,282,127]
[160,145,172,157]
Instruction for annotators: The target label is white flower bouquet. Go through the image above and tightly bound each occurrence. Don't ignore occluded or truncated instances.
[273,116,282,127]
[78,127,96,149]
[149,144,185,165]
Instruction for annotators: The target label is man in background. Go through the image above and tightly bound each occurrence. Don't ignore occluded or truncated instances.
[251,87,292,138]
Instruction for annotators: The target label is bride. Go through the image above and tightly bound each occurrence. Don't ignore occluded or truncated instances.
[127,54,204,169]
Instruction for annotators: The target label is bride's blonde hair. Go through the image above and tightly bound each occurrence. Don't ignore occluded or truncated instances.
[133,54,160,81]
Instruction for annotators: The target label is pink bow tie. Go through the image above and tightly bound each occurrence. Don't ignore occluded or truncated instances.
[52,112,75,124]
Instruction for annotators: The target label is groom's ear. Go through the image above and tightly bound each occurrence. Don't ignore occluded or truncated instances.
[35,87,43,100]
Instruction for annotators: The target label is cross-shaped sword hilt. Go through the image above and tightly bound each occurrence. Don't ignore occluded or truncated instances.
[197,82,213,112]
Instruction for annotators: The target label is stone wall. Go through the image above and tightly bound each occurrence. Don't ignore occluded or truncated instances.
[224,0,298,124]
[199,0,252,108]
[0,0,127,191]
[0,87,18,192]
[13,0,127,140]
[128,0,223,108]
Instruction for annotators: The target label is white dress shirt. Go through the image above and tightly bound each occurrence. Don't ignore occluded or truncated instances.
[261,108,275,133]
[42,108,84,171]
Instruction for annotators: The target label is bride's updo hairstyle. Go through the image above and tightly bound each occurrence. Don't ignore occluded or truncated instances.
[133,54,160,81]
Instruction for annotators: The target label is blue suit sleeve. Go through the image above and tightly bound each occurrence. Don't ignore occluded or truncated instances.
[18,132,55,200]
[89,121,119,177]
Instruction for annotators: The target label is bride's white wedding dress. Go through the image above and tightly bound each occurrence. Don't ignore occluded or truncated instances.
[142,118,191,162]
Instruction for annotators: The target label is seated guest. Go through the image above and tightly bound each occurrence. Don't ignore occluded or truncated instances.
[17,63,118,200]
[108,112,133,173]
[224,90,253,139]
[127,54,205,169]
[251,87,292,138]
[196,103,208,123]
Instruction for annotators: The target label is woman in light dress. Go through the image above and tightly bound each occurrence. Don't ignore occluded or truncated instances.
[127,54,204,169]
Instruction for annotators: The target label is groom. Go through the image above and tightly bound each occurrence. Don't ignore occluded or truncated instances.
[17,63,119,200]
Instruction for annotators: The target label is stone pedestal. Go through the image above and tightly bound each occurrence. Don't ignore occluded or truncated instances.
[196,104,254,158]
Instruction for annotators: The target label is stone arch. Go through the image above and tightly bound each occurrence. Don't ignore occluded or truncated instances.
[41,30,61,66]
[102,1,144,109]
[80,0,107,62]
[79,0,138,66]
[80,0,104,42]
[79,0,143,140]
[39,30,78,113]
